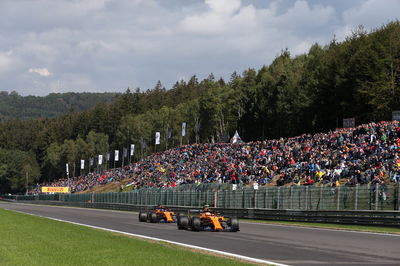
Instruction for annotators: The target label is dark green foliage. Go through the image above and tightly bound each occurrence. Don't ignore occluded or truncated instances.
[0,149,40,193]
[1,21,400,193]
[0,92,118,121]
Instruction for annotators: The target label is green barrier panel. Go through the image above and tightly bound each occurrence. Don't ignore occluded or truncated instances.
[8,183,400,211]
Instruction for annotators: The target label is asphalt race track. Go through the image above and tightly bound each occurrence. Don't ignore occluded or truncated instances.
[1,203,400,265]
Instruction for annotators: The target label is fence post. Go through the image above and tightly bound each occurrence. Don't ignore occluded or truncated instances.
[375,184,379,211]
[355,184,359,210]
[290,186,293,210]
[242,190,245,209]
[277,187,281,210]
[214,192,217,208]
[398,182,400,211]
[319,185,323,210]
[225,191,228,208]
[336,186,341,210]
[305,186,309,210]
[264,188,268,209]
[254,190,257,209]
[198,191,201,207]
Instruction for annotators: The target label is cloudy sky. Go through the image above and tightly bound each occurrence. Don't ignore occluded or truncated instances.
[0,0,399,96]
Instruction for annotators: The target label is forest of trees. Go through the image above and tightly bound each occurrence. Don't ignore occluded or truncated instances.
[0,22,399,194]
[0,91,117,120]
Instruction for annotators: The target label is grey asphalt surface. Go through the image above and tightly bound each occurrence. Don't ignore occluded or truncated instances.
[1,202,400,265]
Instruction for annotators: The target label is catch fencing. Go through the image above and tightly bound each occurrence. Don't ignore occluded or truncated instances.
[5,183,400,211]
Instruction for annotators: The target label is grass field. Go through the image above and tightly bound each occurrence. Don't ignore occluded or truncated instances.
[0,208,253,266]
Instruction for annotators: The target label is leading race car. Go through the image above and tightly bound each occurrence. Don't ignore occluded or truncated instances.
[138,205,177,223]
[177,206,239,232]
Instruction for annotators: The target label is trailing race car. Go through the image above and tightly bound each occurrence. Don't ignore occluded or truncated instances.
[177,206,239,232]
[138,205,177,223]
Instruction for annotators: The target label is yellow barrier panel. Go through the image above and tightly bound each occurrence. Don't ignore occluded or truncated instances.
[41,187,69,193]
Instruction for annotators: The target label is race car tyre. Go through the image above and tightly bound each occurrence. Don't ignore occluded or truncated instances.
[150,212,158,223]
[229,217,239,232]
[138,212,147,222]
[191,217,201,231]
[178,216,189,230]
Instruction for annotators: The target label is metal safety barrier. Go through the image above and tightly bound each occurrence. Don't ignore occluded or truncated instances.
[4,183,399,211]
[7,200,400,227]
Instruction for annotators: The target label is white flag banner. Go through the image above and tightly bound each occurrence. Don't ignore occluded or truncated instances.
[232,184,237,191]
[115,150,119,161]
[130,144,135,156]
[155,132,160,145]
[80,159,85,170]
[66,163,69,176]
[182,122,186,137]
[98,155,103,165]
[106,152,110,161]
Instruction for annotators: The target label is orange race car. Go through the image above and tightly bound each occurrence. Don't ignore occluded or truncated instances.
[177,206,239,232]
[138,205,177,223]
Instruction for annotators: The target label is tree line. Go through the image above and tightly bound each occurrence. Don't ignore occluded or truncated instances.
[0,91,117,121]
[0,21,399,194]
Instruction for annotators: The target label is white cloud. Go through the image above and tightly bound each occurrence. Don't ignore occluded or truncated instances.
[342,0,400,28]
[332,0,400,41]
[205,0,241,14]
[0,52,12,73]
[0,0,397,96]
[29,68,51,77]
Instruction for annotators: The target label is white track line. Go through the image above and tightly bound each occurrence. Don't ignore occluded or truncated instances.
[9,209,288,266]
[7,202,399,238]
[240,221,400,237]
[9,202,400,237]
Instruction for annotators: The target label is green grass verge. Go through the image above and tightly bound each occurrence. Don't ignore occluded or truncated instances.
[241,219,400,234]
[0,209,253,266]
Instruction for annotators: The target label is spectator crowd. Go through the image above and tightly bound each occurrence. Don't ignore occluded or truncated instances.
[31,120,400,194]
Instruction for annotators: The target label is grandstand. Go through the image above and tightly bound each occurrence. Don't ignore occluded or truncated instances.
[31,120,400,194]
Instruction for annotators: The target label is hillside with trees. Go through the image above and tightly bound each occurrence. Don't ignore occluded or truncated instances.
[0,21,399,194]
[0,91,118,121]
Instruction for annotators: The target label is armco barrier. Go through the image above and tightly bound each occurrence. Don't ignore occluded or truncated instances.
[10,200,400,227]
